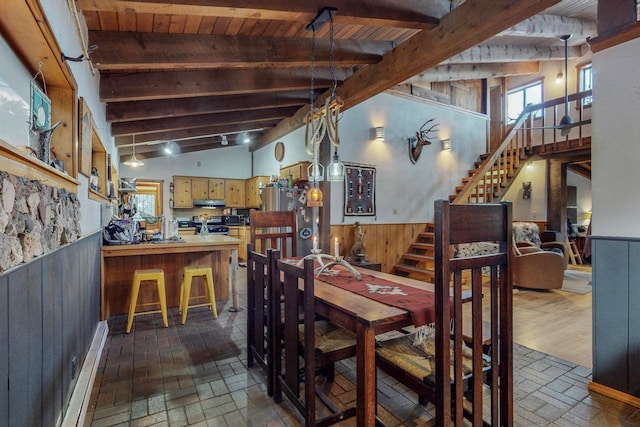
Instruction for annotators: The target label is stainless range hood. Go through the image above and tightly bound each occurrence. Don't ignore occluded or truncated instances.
[193,199,225,208]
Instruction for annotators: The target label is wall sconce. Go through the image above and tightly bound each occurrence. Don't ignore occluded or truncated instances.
[441,138,452,151]
[556,72,564,85]
[374,126,385,141]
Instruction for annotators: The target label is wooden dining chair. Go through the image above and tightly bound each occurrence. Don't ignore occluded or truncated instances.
[246,244,277,396]
[249,210,297,257]
[272,256,357,427]
[376,200,513,426]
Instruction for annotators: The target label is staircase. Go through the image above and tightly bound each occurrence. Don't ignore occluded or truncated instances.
[393,90,592,280]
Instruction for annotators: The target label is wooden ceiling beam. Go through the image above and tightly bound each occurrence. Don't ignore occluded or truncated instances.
[99,68,340,102]
[89,31,390,71]
[500,14,596,39]
[257,0,562,149]
[441,44,584,64]
[111,106,298,136]
[106,91,311,122]
[76,0,444,30]
[406,62,540,83]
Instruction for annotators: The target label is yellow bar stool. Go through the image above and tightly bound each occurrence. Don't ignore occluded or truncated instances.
[126,268,168,333]
[179,266,218,324]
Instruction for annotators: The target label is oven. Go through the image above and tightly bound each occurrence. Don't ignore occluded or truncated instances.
[223,215,244,225]
[192,216,229,235]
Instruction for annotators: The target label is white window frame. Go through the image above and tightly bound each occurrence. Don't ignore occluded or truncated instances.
[506,80,543,123]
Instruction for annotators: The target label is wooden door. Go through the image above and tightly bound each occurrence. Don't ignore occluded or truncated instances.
[208,178,225,199]
[225,179,245,207]
[173,177,192,208]
[191,178,208,200]
[489,80,506,152]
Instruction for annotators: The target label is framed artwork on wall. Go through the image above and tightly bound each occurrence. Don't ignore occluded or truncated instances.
[344,164,376,216]
[30,80,51,130]
[79,97,92,177]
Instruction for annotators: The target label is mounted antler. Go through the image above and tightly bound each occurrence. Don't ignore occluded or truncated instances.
[408,118,440,164]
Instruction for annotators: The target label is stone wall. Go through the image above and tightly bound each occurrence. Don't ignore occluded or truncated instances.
[0,171,81,272]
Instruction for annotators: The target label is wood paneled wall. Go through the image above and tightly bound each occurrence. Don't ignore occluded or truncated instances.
[330,223,428,273]
[0,232,101,426]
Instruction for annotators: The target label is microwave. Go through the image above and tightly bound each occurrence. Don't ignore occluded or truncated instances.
[223,215,244,225]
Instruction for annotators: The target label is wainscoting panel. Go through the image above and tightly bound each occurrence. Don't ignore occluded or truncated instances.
[330,223,428,273]
[592,237,639,397]
[0,231,101,427]
[0,274,7,425]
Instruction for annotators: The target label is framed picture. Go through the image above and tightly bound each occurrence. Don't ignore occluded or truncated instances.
[344,164,376,216]
[30,80,51,130]
[79,97,93,177]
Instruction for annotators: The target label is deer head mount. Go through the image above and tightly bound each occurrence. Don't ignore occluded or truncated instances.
[408,118,439,164]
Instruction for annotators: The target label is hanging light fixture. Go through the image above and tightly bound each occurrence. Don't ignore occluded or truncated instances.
[123,134,144,167]
[305,6,344,188]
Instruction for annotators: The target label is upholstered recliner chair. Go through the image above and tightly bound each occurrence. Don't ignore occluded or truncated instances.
[512,240,565,290]
[512,222,569,269]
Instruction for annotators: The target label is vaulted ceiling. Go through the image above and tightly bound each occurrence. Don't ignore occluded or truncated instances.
[73,0,597,163]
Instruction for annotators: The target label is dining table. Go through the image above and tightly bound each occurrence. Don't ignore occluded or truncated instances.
[308,263,439,427]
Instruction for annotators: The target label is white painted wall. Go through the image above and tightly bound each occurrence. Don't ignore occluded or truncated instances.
[119,144,252,219]
[592,38,640,238]
[253,92,488,224]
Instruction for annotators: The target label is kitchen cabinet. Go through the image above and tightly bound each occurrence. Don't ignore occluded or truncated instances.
[280,161,311,182]
[173,177,193,208]
[191,178,209,200]
[245,176,270,208]
[209,178,225,199]
[228,226,249,260]
[225,179,245,208]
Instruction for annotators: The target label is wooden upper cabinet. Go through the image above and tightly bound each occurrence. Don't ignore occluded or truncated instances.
[245,176,270,208]
[225,179,245,208]
[280,161,310,182]
[191,178,209,200]
[208,178,225,199]
[173,177,192,208]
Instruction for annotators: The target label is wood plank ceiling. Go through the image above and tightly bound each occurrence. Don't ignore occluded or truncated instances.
[73,0,597,162]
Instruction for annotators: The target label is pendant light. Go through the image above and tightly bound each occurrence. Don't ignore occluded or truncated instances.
[305,6,344,187]
[325,13,345,183]
[123,135,144,167]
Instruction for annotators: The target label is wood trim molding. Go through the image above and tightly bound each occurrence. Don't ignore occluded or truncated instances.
[588,381,640,409]
[588,22,640,52]
[0,139,80,193]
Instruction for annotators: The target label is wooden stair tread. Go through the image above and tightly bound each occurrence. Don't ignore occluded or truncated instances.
[410,242,434,251]
[393,264,435,277]
[402,253,434,262]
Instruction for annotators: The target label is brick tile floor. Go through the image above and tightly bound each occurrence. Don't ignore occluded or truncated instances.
[84,269,640,426]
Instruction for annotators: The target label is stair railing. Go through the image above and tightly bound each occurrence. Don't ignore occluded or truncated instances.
[453,90,592,205]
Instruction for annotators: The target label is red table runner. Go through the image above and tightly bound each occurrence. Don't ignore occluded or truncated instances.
[314,264,437,327]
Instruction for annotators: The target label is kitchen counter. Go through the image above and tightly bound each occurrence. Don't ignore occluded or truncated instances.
[101,235,242,319]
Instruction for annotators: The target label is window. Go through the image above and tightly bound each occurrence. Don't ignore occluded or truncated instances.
[507,81,543,123]
[578,63,593,106]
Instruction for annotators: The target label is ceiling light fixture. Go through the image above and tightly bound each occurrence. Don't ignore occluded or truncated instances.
[305,6,344,187]
[221,134,228,146]
[242,132,250,143]
[123,135,144,167]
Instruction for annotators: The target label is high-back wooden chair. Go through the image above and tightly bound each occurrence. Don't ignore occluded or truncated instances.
[250,210,297,257]
[272,257,357,426]
[376,200,513,426]
[246,244,277,396]
[434,200,512,426]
